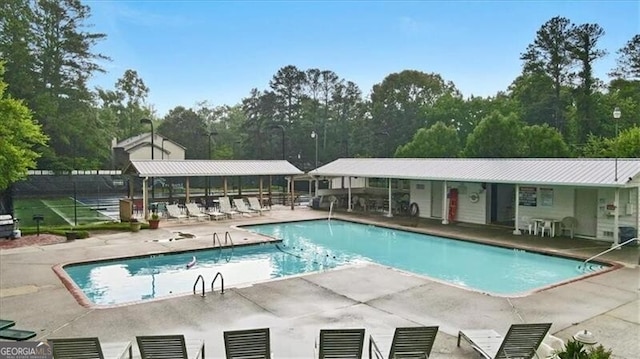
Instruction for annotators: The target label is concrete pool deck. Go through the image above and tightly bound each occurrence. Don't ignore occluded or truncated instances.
[1,206,638,358]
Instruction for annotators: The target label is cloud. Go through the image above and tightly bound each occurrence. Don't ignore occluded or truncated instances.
[115,4,191,28]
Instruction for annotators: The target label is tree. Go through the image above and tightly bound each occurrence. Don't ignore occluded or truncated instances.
[521,124,570,157]
[520,16,575,133]
[609,34,640,80]
[0,62,48,190]
[463,111,524,158]
[395,122,460,158]
[369,70,456,156]
[157,107,208,159]
[569,23,607,143]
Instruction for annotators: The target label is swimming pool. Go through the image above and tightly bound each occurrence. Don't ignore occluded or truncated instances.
[62,219,606,305]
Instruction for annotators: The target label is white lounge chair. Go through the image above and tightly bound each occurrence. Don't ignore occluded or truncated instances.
[248,197,270,215]
[185,203,208,221]
[233,198,257,216]
[219,197,240,218]
[166,204,188,222]
[457,323,552,359]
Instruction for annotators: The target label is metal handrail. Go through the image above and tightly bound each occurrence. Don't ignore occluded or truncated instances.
[224,231,234,246]
[211,272,224,294]
[193,274,205,297]
[212,232,222,248]
[224,232,234,262]
[328,201,334,222]
[580,238,639,270]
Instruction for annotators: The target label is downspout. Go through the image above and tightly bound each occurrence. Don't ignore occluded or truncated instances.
[613,187,620,248]
[513,184,521,235]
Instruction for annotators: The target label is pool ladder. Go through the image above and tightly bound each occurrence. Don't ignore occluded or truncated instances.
[213,232,234,262]
[193,272,225,297]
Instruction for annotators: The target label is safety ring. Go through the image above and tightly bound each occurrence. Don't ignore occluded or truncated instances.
[469,192,480,203]
[409,202,419,217]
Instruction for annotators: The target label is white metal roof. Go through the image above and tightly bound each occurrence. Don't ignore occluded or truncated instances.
[125,160,304,177]
[310,158,640,188]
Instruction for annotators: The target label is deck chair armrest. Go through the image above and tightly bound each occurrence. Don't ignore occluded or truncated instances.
[369,335,384,359]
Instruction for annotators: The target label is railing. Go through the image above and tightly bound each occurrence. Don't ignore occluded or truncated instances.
[193,274,205,297]
[212,232,222,248]
[328,201,334,222]
[211,272,225,294]
[579,237,639,271]
[223,232,234,262]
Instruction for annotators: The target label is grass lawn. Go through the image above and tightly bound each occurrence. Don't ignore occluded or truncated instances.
[15,197,112,227]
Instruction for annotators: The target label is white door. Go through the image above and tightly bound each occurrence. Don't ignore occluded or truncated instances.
[431,181,443,218]
[575,188,597,237]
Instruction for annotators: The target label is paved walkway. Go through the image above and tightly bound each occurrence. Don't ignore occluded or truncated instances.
[1,206,638,358]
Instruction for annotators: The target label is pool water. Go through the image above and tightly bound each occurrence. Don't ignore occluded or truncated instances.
[63,219,605,305]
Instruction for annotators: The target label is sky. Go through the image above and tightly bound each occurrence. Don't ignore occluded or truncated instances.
[86,0,640,117]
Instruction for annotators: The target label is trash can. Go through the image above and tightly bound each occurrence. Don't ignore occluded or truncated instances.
[312,197,321,210]
[618,226,637,246]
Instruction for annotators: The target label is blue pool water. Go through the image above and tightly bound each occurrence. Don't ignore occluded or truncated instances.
[63,219,605,305]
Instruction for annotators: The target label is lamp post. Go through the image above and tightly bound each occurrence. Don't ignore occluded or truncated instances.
[140,118,154,199]
[311,130,319,196]
[613,107,621,182]
[270,124,286,203]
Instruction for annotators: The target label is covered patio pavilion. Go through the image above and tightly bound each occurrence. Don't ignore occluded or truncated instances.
[123,159,304,219]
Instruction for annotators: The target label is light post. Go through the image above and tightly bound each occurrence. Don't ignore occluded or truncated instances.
[270,124,286,203]
[613,107,621,182]
[311,130,319,196]
[140,118,154,199]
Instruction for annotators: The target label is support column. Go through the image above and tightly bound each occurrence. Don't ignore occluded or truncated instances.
[347,177,353,212]
[290,175,295,210]
[442,180,449,225]
[259,177,264,203]
[142,177,149,220]
[185,178,190,203]
[513,184,522,235]
[385,178,393,218]
[223,177,228,196]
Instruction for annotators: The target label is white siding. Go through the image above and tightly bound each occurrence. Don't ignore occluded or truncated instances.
[409,180,431,218]
[517,186,575,224]
[454,182,487,224]
[596,188,638,242]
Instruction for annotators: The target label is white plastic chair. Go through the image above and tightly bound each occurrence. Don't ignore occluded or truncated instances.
[540,220,553,237]
[521,216,535,235]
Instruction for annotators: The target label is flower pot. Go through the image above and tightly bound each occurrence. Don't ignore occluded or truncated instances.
[130,222,142,232]
[149,219,160,229]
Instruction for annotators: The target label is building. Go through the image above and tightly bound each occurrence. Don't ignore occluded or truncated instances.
[111,133,185,169]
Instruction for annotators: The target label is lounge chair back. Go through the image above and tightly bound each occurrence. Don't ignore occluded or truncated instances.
[248,197,268,211]
[495,323,551,359]
[318,328,364,359]
[224,327,270,359]
[166,204,186,219]
[389,326,439,359]
[50,337,105,359]
[137,335,188,359]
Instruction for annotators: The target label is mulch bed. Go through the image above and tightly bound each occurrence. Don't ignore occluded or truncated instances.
[0,234,67,249]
